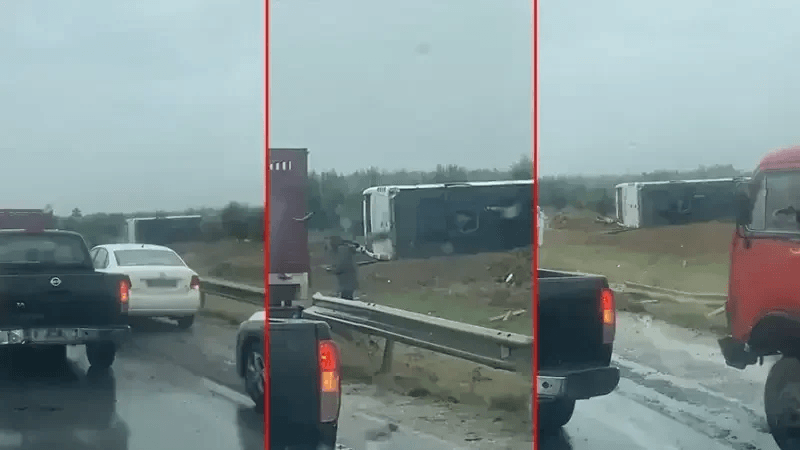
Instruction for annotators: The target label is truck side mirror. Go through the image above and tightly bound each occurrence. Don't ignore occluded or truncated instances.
[734,190,752,227]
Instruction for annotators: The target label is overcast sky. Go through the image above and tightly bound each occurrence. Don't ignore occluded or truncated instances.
[7,1,800,214]
[270,0,533,174]
[541,0,800,176]
[0,1,263,215]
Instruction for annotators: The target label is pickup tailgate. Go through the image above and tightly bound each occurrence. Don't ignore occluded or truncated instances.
[0,272,123,328]
[538,270,612,370]
[269,318,323,428]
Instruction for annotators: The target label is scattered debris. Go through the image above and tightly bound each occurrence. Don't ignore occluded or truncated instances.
[489,309,527,322]
[634,299,659,305]
[464,432,483,442]
[594,215,617,224]
[707,306,726,318]
[471,367,492,383]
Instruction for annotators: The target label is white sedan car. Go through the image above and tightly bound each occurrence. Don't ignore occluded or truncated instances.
[89,243,201,329]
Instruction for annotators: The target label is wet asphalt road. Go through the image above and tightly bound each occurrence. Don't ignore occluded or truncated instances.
[0,298,785,450]
[0,327,263,450]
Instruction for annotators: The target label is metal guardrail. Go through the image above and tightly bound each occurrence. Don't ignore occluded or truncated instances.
[304,293,534,375]
[199,277,264,307]
[197,278,534,376]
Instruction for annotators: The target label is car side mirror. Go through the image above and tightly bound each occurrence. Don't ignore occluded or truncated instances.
[734,190,752,227]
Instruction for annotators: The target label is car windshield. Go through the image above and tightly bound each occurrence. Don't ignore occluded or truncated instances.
[114,249,185,267]
[0,233,89,266]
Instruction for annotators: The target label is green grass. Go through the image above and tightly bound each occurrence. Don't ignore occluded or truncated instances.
[375,290,534,336]
[540,244,729,293]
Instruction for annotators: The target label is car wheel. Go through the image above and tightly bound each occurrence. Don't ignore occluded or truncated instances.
[538,398,575,434]
[176,315,195,329]
[86,342,116,369]
[244,341,265,412]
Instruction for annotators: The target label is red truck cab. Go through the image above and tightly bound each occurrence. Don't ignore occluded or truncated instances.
[720,146,800,449]
[269,148,311,306]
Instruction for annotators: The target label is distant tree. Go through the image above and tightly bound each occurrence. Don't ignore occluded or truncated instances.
[510,155,533,180]
[71,208,82,218]
[221,202,248,240]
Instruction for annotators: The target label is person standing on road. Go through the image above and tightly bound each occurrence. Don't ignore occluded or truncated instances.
[329,235,359,300]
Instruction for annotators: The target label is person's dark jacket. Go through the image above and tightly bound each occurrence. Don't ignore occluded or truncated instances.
[333,244,359,292]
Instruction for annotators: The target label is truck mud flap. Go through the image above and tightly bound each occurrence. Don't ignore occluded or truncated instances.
[538,366,620,401]
[718,336,757,370]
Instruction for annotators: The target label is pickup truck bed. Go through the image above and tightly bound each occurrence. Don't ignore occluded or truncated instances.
[536,269,620,431]
[236,309,341,449]
[0,230,131,367]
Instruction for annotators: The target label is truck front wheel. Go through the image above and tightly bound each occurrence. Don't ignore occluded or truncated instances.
[765,356,800,450]
[538,398,576,434]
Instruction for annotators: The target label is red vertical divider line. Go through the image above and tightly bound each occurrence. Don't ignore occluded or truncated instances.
[531,0,539,447]
[263,0,271,448]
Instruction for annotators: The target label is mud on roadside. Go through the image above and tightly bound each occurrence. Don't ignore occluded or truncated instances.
[332,329,534,437]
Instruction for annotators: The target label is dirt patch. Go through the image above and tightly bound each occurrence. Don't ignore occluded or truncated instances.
[334,331,532,422]
[614,291,728,336]
[543,218,732,335]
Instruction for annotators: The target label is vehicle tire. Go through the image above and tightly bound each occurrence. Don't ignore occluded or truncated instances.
[274,424,337,450]
[176,315,195,329]
[538,398,575,434]
[317,422,338,449]
[765,356,800,450]
[86,342,116,370]
[243,341,265,412]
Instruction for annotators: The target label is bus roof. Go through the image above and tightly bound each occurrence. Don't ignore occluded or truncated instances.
[613,178,745,189]
[362,179,533,196]
[127,215,202,221]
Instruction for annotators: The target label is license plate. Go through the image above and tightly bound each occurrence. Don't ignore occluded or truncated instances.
[145,279,178,288]
[33,328,79,340]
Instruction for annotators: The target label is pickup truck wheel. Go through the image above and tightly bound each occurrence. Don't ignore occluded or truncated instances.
[86,342,116,370]
[176,315,195,329]
[538,398,575,434]
[317,422,338,449]
[244,341,265,412]
[765,356,800,449]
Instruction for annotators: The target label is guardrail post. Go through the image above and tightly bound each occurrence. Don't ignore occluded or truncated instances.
[377,339,394,374]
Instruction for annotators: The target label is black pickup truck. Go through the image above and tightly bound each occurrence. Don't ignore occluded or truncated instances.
[537,269,621,432]
[0,229,131,368]
[236,307,341,450]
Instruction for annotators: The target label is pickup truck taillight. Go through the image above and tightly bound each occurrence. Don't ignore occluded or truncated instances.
[318,339,341,423]
[190,275,200,290]
[119,278,131,313]
[601,288,615,344]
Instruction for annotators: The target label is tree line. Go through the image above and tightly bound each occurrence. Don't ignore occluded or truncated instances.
[57,159,746,245]
[538,164,749,216]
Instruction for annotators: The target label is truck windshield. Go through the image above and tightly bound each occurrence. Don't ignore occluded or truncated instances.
[763,171,800,232]
[0,234,90,266]
[114,249,185,267]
